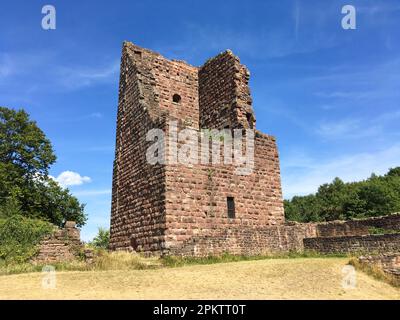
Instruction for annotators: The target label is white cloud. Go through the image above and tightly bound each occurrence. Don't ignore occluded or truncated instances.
[281,144,400,199]
[72,189,111,197]
[52,171,92,187]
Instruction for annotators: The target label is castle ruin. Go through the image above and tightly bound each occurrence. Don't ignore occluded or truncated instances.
[109,41,400,258]
[109,42,287,255]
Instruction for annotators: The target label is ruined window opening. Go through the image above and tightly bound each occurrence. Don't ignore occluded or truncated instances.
[173,94,182,103]
[246,112,253,129]
[134,50,142,59]
[130,238,138,250]
[227,197,235,219]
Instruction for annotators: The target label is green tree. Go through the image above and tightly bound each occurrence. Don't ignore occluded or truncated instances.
[316,177,349,221]
[284,195,323,222]
[0,107,56,178]
[23,178,87,226]
[357,178,399,217]
[284,167,400,222]
[91,228,110,249]
[0,107,86,227]
[386,167,400,177]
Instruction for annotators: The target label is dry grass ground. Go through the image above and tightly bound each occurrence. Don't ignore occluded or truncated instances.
[0,257,399,300]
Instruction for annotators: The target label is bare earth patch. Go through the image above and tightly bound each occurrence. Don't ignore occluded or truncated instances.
[0,258,399,300]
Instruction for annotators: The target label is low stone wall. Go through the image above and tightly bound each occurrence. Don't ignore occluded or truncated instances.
[304,233,400,255]
[32,221,83,264]
[166,222,317,256]
[314,213,400,237]
[358,254,400,285]
[163,214,400,257]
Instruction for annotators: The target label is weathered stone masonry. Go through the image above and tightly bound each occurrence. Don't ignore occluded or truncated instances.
[33,221,83,264]
[109,42,285,256]
[1,38,392,268]
[313,213,400,238]
[304,213,400,255]
[109,42,400,258]
[359,254,400,284]
[304,234,400,254]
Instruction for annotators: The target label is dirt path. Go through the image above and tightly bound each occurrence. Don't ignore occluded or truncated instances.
[0,258,398,300]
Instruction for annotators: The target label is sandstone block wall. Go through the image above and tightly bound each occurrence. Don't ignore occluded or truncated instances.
[314,213,400,237]
[199,50,254,130]
[359,254,400,283]
[33,221,82,264]
[110,43,172,253]
[302,214,400,255]
[167,222,316,256]
[164,131,285,253]
[110,42,285,256]
[303,234,400,255]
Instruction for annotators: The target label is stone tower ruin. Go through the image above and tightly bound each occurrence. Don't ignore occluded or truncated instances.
[109,41,285,256]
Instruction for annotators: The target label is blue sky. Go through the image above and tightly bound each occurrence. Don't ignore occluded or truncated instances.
[1,0,400,241]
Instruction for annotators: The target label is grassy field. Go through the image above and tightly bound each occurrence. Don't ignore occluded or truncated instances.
[0,257,399,300]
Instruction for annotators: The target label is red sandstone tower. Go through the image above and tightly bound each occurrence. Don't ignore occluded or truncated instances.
[110,41,284,255]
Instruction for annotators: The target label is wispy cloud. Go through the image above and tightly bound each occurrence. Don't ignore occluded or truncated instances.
[86,145,114,152]
[316,118,381,140]
[0,51,119,96]
[358,2,400,15]
[76,113,104,121]
[154,3,340,63]
[56,61,119,90]
[72,189,112,197]
[315,108,400,141]
[0,54,13,78]
[314,91,371,99]
[89,112,103,119]
[293,0,300,40]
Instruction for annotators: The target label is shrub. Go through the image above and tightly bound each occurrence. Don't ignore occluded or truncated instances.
[0,194,22,218]
[90,227,110,249]
[0,215,54,264]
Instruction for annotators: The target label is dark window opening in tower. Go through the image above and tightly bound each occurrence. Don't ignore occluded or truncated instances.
[172,94,181,103]
[227,197,235,218]
[246,112,253,129]
[130,237,138,250]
